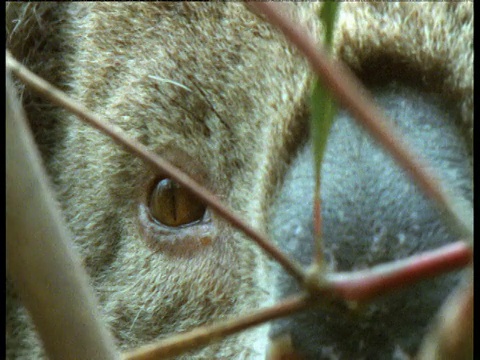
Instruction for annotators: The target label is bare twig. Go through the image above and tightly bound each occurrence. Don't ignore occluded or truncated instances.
[246,2,472,242]
[5,50,306,284]
[326,241,472,303]
[123,294,311,360]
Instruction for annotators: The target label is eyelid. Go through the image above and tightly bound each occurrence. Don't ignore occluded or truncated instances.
[136,146,221,256]
[138,203,214,256]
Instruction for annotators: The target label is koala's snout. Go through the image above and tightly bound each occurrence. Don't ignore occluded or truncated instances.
[268,83,472,359]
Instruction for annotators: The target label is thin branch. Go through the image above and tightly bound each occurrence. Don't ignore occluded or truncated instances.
[5,50,306,284]
[247,2,472,242]
[325,241,472,303]
[122,294,311,360]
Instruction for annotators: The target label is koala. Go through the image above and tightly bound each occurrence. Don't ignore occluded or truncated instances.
[6,2,472,360]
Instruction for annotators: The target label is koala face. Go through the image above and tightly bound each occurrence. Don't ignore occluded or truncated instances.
[6,2,472,360]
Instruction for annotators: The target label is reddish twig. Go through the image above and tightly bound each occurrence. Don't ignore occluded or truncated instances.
[325,241,472,303]
[122,294,311,360]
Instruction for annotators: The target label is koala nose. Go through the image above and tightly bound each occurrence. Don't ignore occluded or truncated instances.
[268,83,472,359]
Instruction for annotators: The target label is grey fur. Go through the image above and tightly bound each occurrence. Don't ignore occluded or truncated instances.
[269,84,472,359]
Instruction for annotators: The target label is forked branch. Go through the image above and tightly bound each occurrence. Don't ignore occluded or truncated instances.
[124,242,471,359]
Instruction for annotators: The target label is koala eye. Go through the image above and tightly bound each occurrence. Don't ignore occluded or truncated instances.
[148,178,206,227]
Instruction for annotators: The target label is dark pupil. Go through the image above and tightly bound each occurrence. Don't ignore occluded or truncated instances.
[149,178,206,227]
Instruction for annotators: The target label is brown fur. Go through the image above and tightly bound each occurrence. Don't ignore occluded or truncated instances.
[6,2,472,359]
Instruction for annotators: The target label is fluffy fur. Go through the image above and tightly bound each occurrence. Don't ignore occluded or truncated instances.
[6,2,472,359]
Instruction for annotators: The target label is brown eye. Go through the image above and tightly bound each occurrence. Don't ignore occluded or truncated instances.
[148,178,206,227]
